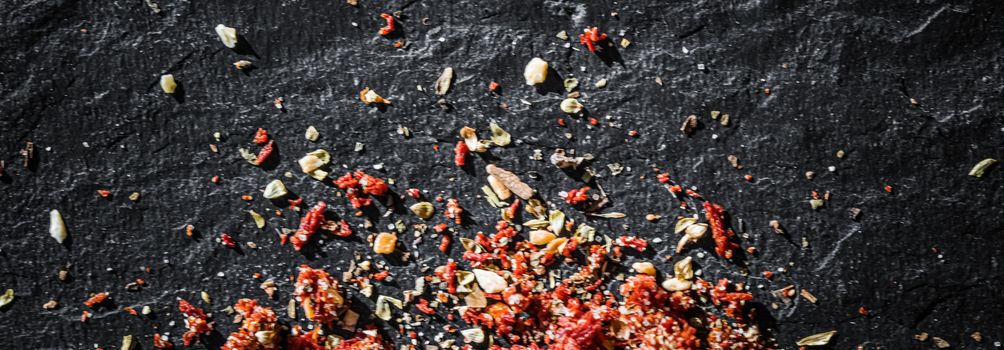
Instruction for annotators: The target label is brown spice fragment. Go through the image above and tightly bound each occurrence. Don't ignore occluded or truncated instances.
[719,113,731,126]
[42,300,59,309]
[849,208,862,221]
[680,115,698,135]
[970,332,982,342]
[485,164,534,199]
[727,155,743,169]
[799,289,818,303]
[260,279,277,299]
[20,141,34,168]
[58,269,69,282]
[768,220,785,235]
[931,337,950,348]
[914,332,929,341]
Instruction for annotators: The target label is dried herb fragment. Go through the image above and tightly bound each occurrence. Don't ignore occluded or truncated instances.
[968,158,997,178]
[434,67,454,96]
[680,115,698,135]
[489,121,511,146]
[215,24,238,48]
[248,210,265,229]
[304,126,319,141]
[796,330,836,346]
[0,289,13,308]
[160,74,177,94]
[262,180,288,199]
[560,98,584,114]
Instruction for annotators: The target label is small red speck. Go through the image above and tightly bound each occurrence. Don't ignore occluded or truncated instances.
[557,118,566,127]
[746,246,757,254]
[211,176,220,184]
[220,233,236,248]
[435,195,444,202]
[858,306,870,316]
[393,41,404,48]
[762,271,774,280]
[589,117,599,126]
[489,81,500,91]
[744,174,753,182]
[97,189,111,197]
[406,188,421,199]
[241,195,253,201]
[628,130,639,137]
[432,144,440,152]
[764,87,771,95]
[884,185,893,193]
[253,272,262,279]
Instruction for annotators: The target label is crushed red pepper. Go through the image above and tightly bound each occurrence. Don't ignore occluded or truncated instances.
[253,128,269,144]
[377,13,395,36]
[255,140,274,165]
[294,265,345,326]
[83,292,109,307]
[178,298,213,346]
[578,26,608,52]
[454,140,469,167]
[704,201,740,259]
[221,298,279,350]
[290,201,326,250]
[563,186,590,205]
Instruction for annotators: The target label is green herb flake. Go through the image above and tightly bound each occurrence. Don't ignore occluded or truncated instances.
[0,289,14,308]
[482,185,504,208]
[249,210,265,229]
[968,158,998,178]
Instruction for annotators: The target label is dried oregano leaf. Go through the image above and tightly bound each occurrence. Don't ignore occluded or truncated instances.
[0,289,14,308]
[489,121,511,146]
[249,210,265,229]
[796,330,836,346]
[968,158,997,178]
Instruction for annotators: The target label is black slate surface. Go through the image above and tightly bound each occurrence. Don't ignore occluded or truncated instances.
[2,0,1004,349]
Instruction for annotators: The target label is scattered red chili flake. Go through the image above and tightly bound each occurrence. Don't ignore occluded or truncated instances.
[669,184,683,194]
[762,271,774,280]
[454,140,469,167]
[294,265,346,326]
[355,171,388,196]
[241,195,253,201]
[220,233,236,248]
[252,128,269,144]
[290,201,327,251]
[436,260,458,294]
[615,236,648,252]
[123,306,138,316]
[657,172,670,184]
[406,188,421,199]
[83,292,109,307]
[178,298,212,346]
[80,310,91,322]
[489,81,500,92]
[335,219,353,237]
[578,26,608,52]
[505,199,520,220]
[96,189,111,197]
[433,223,448,233]
[152,333,174,349]
[273,97,284,109]
[185,224,194,237]
[334,172,360,189]
[628,130,639,137]
[563,186,590,205]
[884,185,893,193]
[744,174,753,182]
[858,306,870,316]
[704,201,740,259]
[416,298,436,315]
[446,198,463,224]
[254,140,274,165]
[686,189,702,199]
[211,175,220,184]
[439,233,451,252]
[556,117,566,127]
[378,13,396,36]
[589,117,600,126]
[288,197,303,209]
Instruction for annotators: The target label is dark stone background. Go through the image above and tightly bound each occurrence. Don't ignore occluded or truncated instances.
[1,0,1003,348]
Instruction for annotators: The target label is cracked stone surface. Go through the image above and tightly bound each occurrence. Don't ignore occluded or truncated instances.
[1,0,1003,348]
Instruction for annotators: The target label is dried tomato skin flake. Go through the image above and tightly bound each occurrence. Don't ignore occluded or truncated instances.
[439,233,451,252]
[291,201,327,250]
[253,128,269,144]
[489,81,500,91]
[254,140,274,165]
[97,189,111,197]
[83,292,109,307]
[578,27,608,52]
[704,201,740,259]
[454,140,469,167]
[378,13,396,36]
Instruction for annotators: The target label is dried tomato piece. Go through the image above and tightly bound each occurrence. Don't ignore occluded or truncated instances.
[253,128,269,144]
[354,171,388,196]
[290,201,327,251]
[454,140,469,167]
[255,140,274,166]
[439,233,451,252]
[294,265,345,326]
[615,236,648,252]
[704,201,740,259]
[221,298,278,350]
[335,219,353,237]
[83,292,109,307]
[378,13,396,36]
[445,198,463,224]
[220,233,236,248]
[334,172,359,189]
[563,186,590,205]
[178,299,212,346]
[415,298,436,315]
[578,27,608,52]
